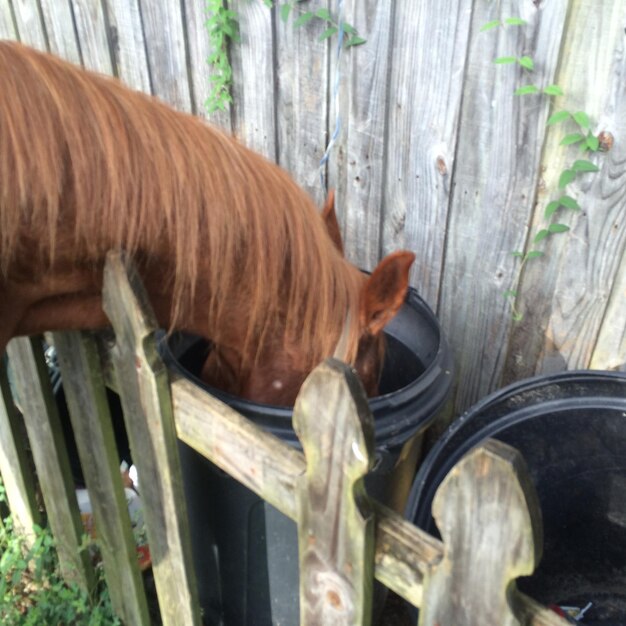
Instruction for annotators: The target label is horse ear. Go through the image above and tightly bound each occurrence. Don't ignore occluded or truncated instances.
[321,189,344,255]
[359,251,416,335]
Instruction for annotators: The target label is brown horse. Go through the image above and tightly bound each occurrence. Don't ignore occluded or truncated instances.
[0,41,415,405]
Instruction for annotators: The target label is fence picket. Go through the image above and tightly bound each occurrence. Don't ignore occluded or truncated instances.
[294,359,375,625]
[53,330,151,626]
[5,337,94,589]
[0,360,40,542]
[101,251,201,626]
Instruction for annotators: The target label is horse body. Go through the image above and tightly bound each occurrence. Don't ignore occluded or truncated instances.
[0,41,414,405]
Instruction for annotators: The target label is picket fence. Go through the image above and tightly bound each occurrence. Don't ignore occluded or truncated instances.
[0,252,570,625]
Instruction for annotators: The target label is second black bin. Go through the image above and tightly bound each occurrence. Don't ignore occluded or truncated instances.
[161,286,453,625]
[406,370,626,626]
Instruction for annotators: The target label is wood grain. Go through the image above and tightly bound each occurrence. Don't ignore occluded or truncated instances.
[294,359,375,625]
[102,252,201,626]
[70,0,112,73]
[11,0,47,49]
[0,360,40,542]
[6,337,94,589]
[53,330,151,626]
[39,0,81,63]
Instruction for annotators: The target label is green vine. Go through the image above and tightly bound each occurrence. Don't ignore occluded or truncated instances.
[483,18,605,321]
[204,0,366,114]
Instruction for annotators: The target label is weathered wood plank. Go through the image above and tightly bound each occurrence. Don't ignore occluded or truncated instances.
[230,0,276,158]
[382,0,472,304]
[5,337,94,589]
[504,0,626,381]
[102,252,200,626]
[183,0,231,128]
[294,359,375,625]
[419,439,545,626]
[11,0,47,49]
[103,0,151,91]
[39,0,81,63]
[274,1,328,203]
[0,2,17,39]
[137,0,191,110]
[329,1,393,270]
[52,331,151,626]
[70,0,113,73]
[437,0,569,413]
[0,359,40,542]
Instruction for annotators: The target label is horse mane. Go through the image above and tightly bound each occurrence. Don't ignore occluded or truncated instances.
[0,41,362,371]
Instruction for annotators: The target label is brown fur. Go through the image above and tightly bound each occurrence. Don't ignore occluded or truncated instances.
[0,42,414,404]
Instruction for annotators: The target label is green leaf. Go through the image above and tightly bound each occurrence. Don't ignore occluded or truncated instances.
[503,289,518,298]
[341,22,357,34]
[573,111,591,129]
[480,20,501,32]
[518,56,534,70]
[346,35,367,47]
[544,200,560,219]
[558,169,576,188]
[534,229,550,243]
[559,195,580,210]
[494,56,516,65]
[511,251,524,258]
[572,159,599,172]
[512,311,524,322]
[514,85,539,96]
[548,223,570,234]
[293,11,314,27]
[547,110,571,125]
[586,134,600,152]
[315,7,332,21]
[526,250,545,259]
[505,17,527,26]
[279,3,291,22]
[560,133,585,146]
[318,26,338,41]
[543,85,564,96]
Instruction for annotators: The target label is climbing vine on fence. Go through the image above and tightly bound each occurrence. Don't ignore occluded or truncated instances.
[204,0,365,114]
[482,17,607,321]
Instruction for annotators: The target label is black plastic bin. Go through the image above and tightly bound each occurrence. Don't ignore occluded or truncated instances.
[405,370,626,625]
[161,286,453,625]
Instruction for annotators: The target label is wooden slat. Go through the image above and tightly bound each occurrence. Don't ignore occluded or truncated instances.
[0,360,40,542]
[274,1,328,203]
[419,440,543,626]
[504,0,626,382]
[293,360,375,625]
[5,337,94,589]
[104,0,151,91]
[230,0,276,158]
[329,1,394,270]
[0,2,17,39]
[39,0,81,62]
[52,331,151,626]
[382,0,472,305]
[70,0,113,73]
[11,0,47,49]
[184,0,232,128]
[101,252,201,626]
[137,0,191,110]
[436,0,569,413]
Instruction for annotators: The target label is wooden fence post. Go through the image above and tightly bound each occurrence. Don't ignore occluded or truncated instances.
[101,251,201,626]
[419,439,543,626]
[5,337,94,589]
[293,358,376,626]
[0,359,40,542]
[52,330,151,626]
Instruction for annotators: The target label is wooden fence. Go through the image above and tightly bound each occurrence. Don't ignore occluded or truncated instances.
[0,252,570,625]
[0,0,624,422]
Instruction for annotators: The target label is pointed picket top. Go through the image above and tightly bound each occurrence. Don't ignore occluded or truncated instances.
[293,358,376,626]
[420,439,544,626]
